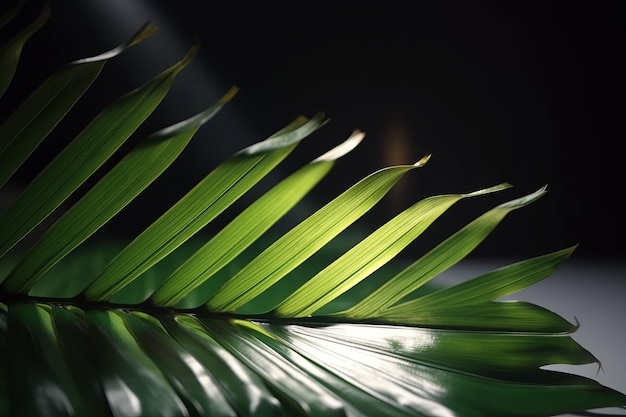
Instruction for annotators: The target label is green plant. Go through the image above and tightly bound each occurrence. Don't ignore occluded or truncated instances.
[1,2,625,416]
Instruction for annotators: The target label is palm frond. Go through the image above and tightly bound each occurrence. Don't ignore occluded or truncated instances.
[1,3,625,417]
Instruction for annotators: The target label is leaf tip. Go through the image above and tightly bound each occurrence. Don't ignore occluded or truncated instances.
[219,85,239,105]
[128,21,161,46]
[313,129,365,162]
[71,21,161,64]
[237,113,327,156]
[413,153,432,167]
[180,41,201,67]
[497,185,548,209]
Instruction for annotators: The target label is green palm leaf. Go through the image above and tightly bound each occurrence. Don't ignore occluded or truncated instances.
[337,186,548,318]
[151,130,365,308]
[1,4,625,417]
[272,183,510,318]
[2,86,238,294]
[83,113,327,302]
[205,155,432,313]
[0,35,197,258]
[0,21,159,189]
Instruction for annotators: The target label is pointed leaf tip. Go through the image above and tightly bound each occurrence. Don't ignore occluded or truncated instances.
[126,21,161,47]
[313,130,365,162]
[71,22,160,64]
[465,182,513,197]
[414,154,432,167]
[498,185,547,208]
[218,85,239,105]
[237,113,327,155]
[144,86,238,141]
[179,41,201,67]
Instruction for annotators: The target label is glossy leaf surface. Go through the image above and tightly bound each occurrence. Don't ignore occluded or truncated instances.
[2,304,625,417]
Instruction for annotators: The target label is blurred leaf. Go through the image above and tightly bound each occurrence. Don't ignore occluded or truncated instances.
[0,1,48,98]
[0,0,25,29]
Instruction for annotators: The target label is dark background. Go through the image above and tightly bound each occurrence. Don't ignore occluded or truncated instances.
[2,1,625,262]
